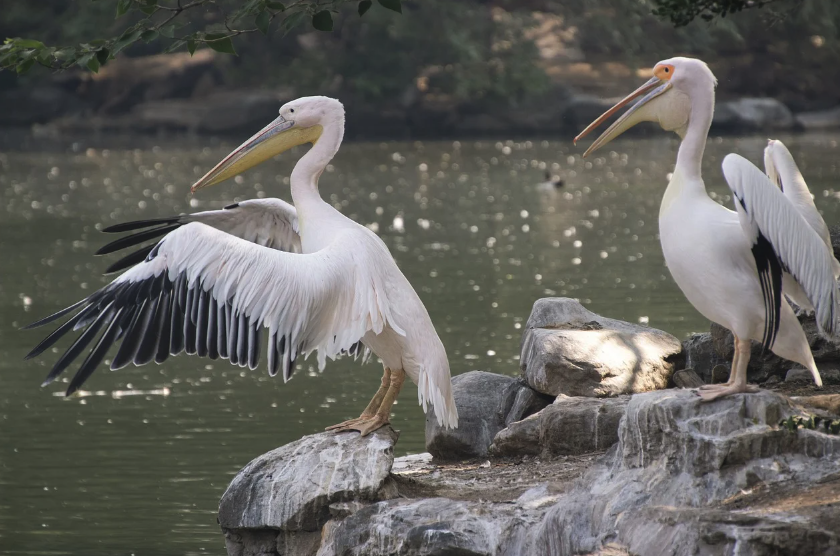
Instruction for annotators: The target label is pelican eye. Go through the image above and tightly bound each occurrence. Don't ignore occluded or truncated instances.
[290,108,295,113]
[654,64,675,81]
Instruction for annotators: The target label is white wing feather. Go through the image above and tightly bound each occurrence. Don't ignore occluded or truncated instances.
[186,198,301,253]
[723,153,839,337]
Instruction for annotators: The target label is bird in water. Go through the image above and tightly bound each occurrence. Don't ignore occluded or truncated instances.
[537,170,564,191]
[575,57,838,400]
[24,96,458,435]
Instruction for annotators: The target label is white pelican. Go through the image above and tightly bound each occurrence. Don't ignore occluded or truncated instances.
[25,96,458,435]
[574,58,838,400]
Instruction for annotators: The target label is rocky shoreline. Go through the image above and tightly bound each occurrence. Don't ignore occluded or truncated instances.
[5,51,840,140]
[218,297,840,556]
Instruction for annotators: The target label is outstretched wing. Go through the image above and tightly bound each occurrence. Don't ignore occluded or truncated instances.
[723,153,839,348]
[96,199,301,274]
[25,222,400,396]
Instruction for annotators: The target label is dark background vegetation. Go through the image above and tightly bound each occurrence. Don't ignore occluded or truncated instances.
[1,0,839,136]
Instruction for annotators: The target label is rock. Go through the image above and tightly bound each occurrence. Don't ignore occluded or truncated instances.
[317,497,542,556]
[713,97,795,130]
[795,106,840,130]
[520,298,683,397]
[490,395,629,457]
[131,90,292,133]
[671,368,705,388]
[711,364,730,384]
[681,332,727,383]
[425,371,551,461]
[219,427,397,533]
[0,85,87,126]
[530,390,840,555]
[786,367,813,383]
[792,394,840,415]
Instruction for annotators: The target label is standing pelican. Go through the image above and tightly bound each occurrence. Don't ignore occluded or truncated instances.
[574,58,838,399]
[25,96,458,435]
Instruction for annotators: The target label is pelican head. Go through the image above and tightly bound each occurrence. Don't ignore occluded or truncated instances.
[574,57,717,157]
[191,96,344,192]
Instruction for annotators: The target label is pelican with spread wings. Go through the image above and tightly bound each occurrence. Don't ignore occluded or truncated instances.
[25,96,458,435]
[575,58,838,400]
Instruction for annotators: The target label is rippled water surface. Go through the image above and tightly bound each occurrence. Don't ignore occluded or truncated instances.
[2,130,839,554]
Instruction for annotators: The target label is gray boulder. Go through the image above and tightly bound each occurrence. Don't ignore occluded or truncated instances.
[681,332,727,384]
[317,497,540,556]
[490,395,629,457]
[713,98,795,130]
[219,427,397,537]
[795,106,840,130]
[520,298,683,397]
[529,390,840,555]
[425,371,551,460]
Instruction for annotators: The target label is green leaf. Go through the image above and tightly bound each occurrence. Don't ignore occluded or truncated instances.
[116,0,132,17]
[87,56,101,73]
[139,3,157,15]
[16,58,34,74]
[160,24,176,39]
[358,0,372,16]
[112,28,143,55]
[205,34,236,55]
[377,0,401,13]
[187,38,197,55]
[12,39,46,49]
[256,10,271,35]
[96,48,110,65]
[141,30,159,43]
[312,10,333,32]
[281,11,306,34]
[266,1,285,9]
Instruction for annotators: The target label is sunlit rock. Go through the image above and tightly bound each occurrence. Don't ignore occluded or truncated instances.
[490,395,629,457]
[520,298,683,397]
[219,427,398,555]
[425,370,551,460]
[529,389,840,555]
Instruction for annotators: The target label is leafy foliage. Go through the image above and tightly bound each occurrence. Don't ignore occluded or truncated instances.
[1,0,401,73]
[652,0,794,26]
[780,414,840,435]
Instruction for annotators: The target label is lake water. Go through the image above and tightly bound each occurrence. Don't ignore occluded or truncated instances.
[1,130,839,554]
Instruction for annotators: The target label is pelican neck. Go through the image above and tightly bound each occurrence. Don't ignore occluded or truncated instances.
[290,119,344,208]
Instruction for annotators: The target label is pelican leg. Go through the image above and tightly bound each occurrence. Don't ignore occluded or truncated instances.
[326,367,391,431]
[698,338,740,390]
[697,335,759,401]
[331,368,406,436]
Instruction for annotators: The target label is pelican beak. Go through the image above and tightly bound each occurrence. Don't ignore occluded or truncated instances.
[574,77,672,158]
[190,115,323,192]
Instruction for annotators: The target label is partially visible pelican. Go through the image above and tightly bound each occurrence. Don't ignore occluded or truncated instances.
[575,58,838,400]
[25,96,458,435]
[764,139,840,313]
[537,170,565,191]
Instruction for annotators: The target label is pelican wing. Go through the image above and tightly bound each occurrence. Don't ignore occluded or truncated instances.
[97,199,301,274]
[26,222,396,396]
[723,153,839,348]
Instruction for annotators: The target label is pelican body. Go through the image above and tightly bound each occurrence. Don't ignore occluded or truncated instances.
[576,58,838,399]
[26,96,458,434]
